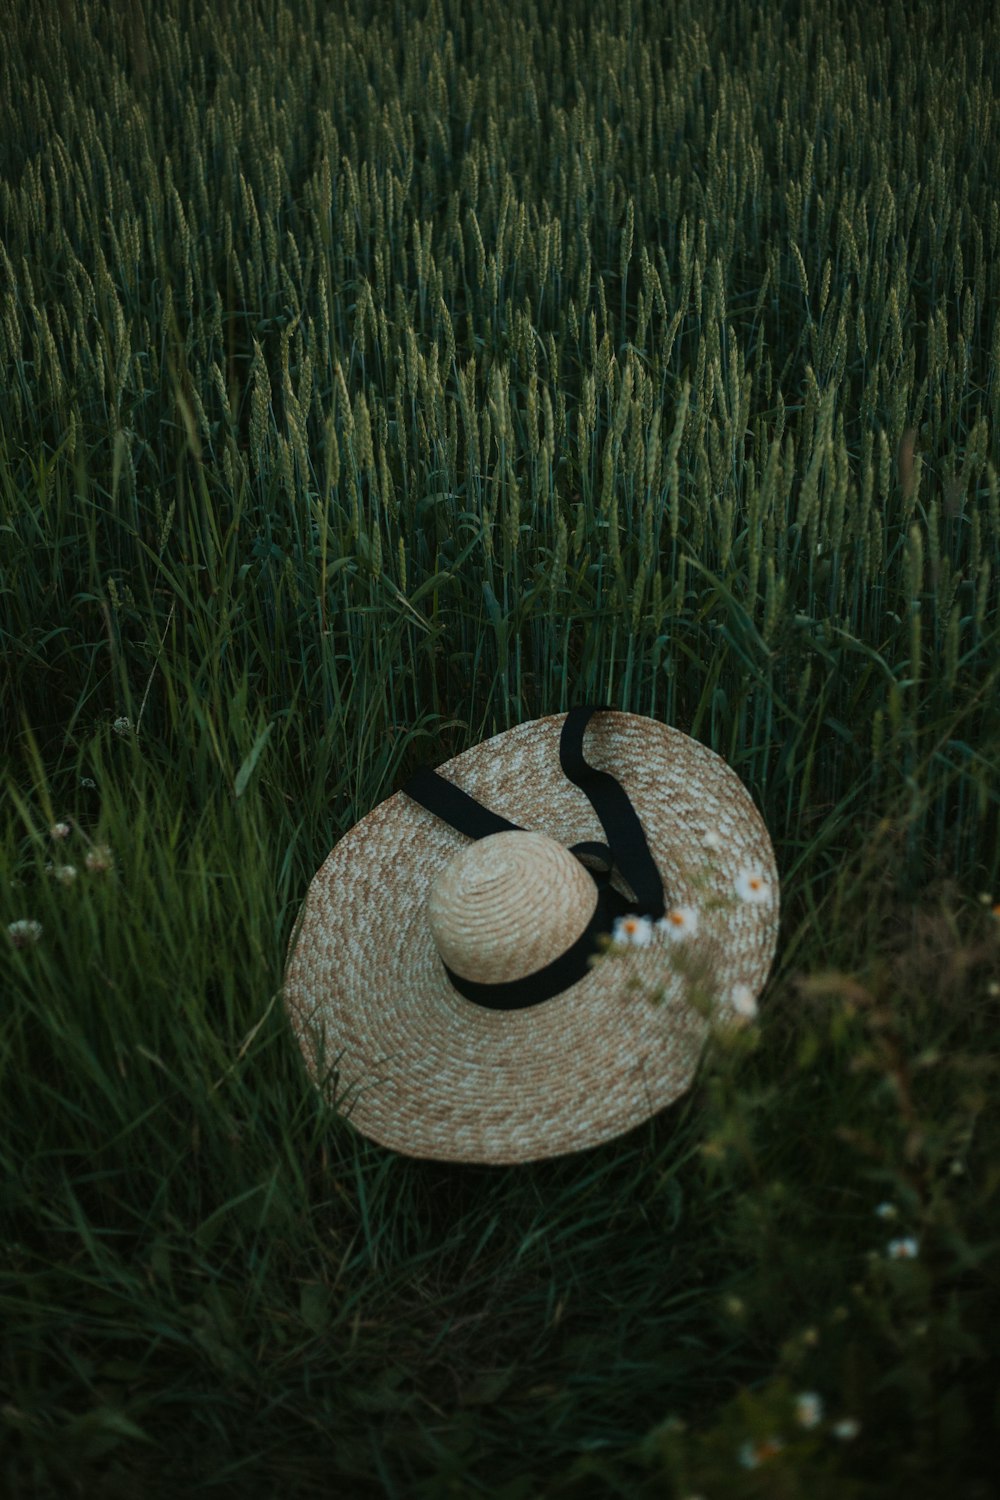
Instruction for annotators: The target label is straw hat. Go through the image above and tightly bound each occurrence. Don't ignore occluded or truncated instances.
[283,705,779,1164]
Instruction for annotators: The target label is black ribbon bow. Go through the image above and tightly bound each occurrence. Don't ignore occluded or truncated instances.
[401,705,666,1009]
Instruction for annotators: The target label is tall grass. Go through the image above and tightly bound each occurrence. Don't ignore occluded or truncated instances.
[2,0,999,1494]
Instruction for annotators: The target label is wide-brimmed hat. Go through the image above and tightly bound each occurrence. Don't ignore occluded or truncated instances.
[283,705,779,1164]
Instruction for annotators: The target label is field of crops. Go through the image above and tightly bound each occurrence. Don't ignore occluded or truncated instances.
[2,0,999,1494]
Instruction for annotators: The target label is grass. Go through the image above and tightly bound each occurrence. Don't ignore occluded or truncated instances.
[2,0,1000,1494]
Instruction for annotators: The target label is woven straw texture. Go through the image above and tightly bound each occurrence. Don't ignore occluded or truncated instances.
[283,711,779,1164]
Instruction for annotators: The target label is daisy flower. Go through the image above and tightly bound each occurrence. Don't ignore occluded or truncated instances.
[887,1236,919,1259]
[735,867,772,904]
[730,982,758,1020]
[657,905,699,942]
[794,1391,823,1429]
[612,914,653,947]
[8,920,43,948]
[738,1436,783,1469]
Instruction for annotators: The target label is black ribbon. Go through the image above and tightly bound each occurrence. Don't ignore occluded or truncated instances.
[401,705,666,1009]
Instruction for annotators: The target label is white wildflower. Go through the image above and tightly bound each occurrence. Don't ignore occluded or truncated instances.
[738,1436,783,1469]
[887,1236,919,1260]
[832,1418,861,1441]
[730,982,758,1020]
[794,1391,823,1429]
[612,914,654,947]
[8,920,43,948]
[735,868,772,904]
[657,905,699,942]
[85,845,114,874]
[49,822,72,840]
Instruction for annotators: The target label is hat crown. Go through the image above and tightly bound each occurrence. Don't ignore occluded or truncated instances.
[426,830,598,985]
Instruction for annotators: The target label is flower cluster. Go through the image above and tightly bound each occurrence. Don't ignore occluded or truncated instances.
[874,1204,919,1261]
[611,863,775,952]
[6,823,115,951]
[608,859,775,1027]
[612,905,699,948]
[734,1390,860,1472]
[7,919,43,949]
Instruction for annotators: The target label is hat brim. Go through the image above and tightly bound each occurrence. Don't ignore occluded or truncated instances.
[283,711,779,1164]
